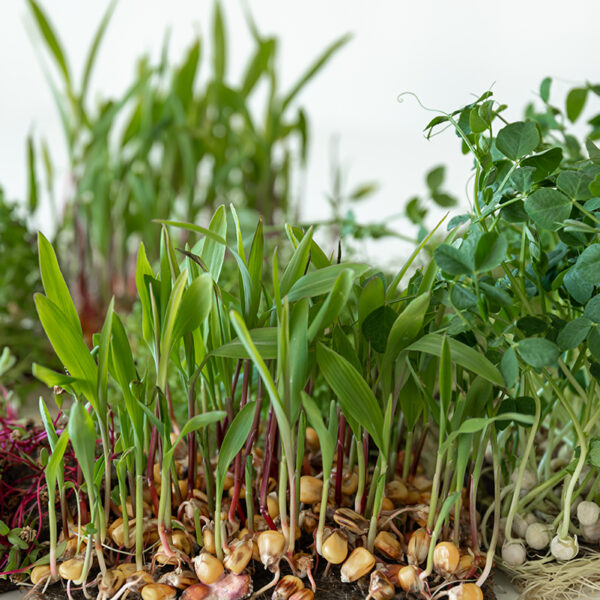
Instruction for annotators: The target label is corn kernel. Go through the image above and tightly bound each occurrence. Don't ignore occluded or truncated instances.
[257,530,285,570]
[224,539,253,574]
[273,574,304,599]
[374,530,403,561]
[300,476,322,504]
[322,529,348,564]
[193,552,224,585]
[340,547,376,582]
[58,558,83,581]
[141,583,177,600]
[433,541,460,577]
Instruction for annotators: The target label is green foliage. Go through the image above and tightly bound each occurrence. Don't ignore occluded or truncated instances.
[26,0,350,314]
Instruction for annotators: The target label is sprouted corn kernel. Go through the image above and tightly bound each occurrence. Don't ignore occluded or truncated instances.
[193,552,225,585]
[224,539,253,574]
[273,574,304,599]
[407,528,430,565]
[299,476,322,505]
[340,547,376,582]
[433,541,460,576]
[397,565,422,593]
[30,565,51,585]
[321,529,348,564]
[448,583,484,600]
[374,530,402,561]
[58,558,84,581]
[140,583,177,600]
[257,530,285,569]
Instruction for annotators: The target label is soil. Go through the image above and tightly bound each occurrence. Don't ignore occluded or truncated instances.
[0,563,498,600]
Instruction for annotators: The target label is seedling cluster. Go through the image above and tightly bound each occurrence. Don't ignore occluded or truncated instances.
[3,8,600,598]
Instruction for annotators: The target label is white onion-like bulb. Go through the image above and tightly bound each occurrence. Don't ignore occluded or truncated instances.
[550,535,579,561]
[511,469,537,492]
[525,523,550,550]
[583,522,600,543]
[501,541,526,566]
[511,513,529,539]
[577,501,600,526]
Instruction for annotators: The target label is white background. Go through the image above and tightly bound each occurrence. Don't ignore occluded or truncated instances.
[1,0,599,265]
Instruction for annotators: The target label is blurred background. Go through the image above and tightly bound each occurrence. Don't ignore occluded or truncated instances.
[0,0,599,394]
[2,1,599,254]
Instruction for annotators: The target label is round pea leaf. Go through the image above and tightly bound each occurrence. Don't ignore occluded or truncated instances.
[584,295,600,323]
[474,232,508,272]
[433,244,473,276]
[557,317,592,351]
[496,121,540,161]
[524,188,571,231]
[576,245,600,284]
[516,338,560,368]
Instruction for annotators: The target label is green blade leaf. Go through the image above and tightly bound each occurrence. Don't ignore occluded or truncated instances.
[212,327,278,359]
[212,1,226,80]
[301,393,335,472]
[307,268,354,342]
[406,333,504,386]
[80,0,117,105]
[170,411,226,457]
[27,135,38,213]
[34,294,97,402]
[27,0,71,88]
[288,263,368,301]
[38,233,82,337]
[383,292,430,369]
[172,273,213,342]
[282,34,351,111]
[316,343,384,452]
[215,402,256,496]
[280,227,313,296]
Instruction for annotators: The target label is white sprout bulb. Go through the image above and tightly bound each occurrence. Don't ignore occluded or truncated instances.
[511,468,537,492]
[550,535,579,561]
[525,523,550,550]
[501,541,526,567]
[512,513,529,539]
[577,501,600,526]
[583,522,600,543]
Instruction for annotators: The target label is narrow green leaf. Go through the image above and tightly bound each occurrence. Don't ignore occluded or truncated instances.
[27,0,71,88]
[301,393,335,471]
[280,227,313,296]
[288,263,368,302]
[406,333,504,386]
[282,34,351,111]
[307,269,353,342]
[34,295,97,401]
[316,343,384,452]
[38,233,82,337]
[212,327,278,359]
[27,135,38,213]
[215,402,256,496]
[80,0,117,105]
